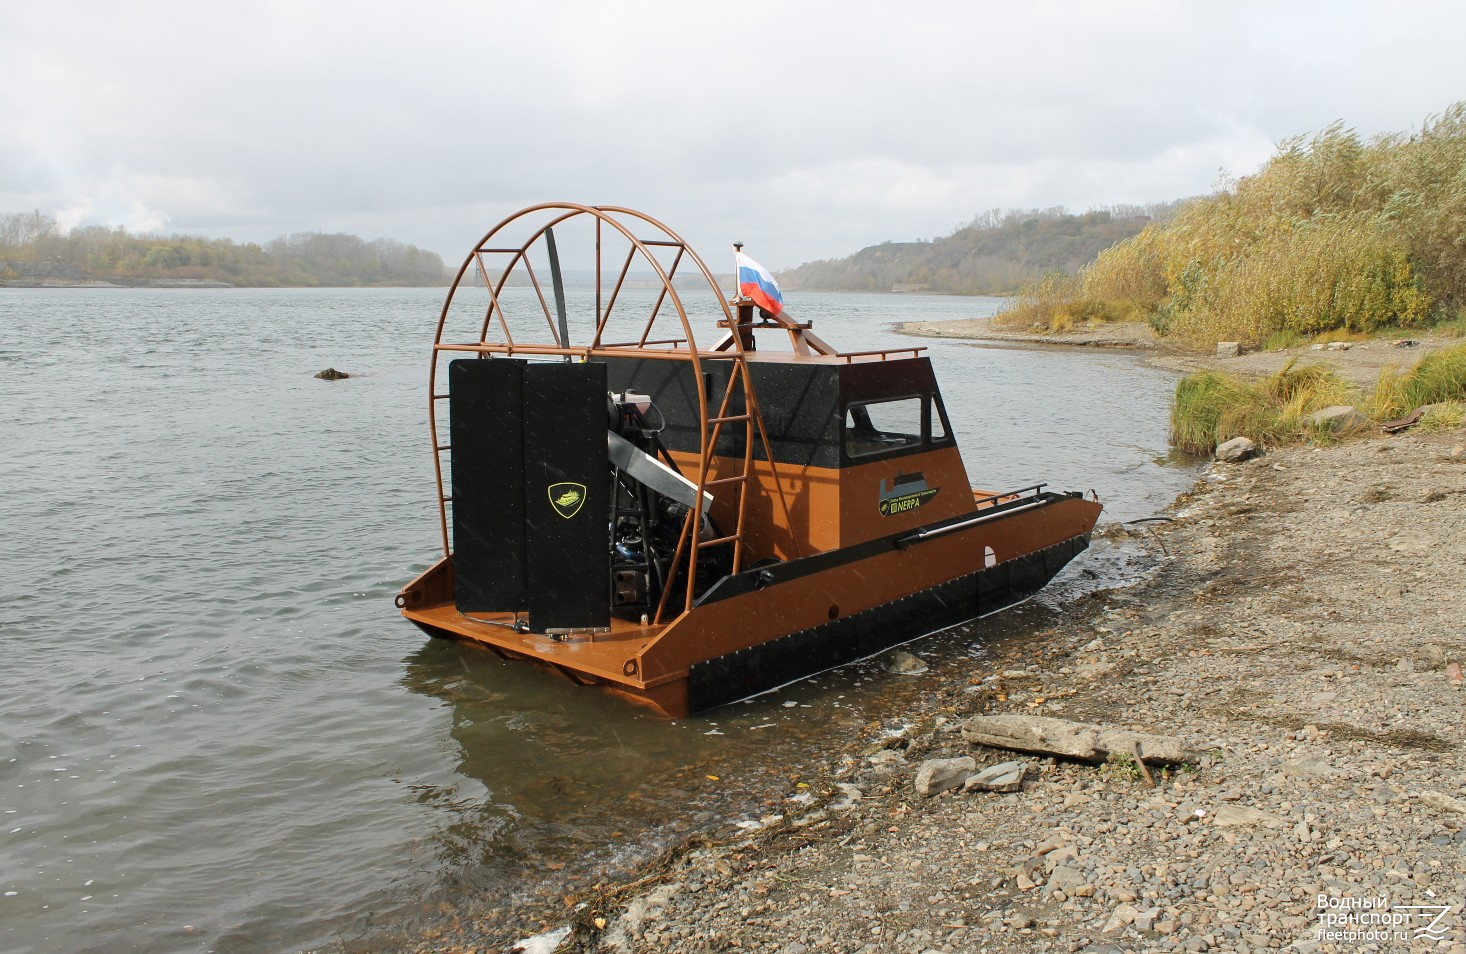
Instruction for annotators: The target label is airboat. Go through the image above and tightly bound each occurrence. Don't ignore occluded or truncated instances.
[396,203,1102,716]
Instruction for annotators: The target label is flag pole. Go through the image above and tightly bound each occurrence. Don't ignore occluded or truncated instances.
[732,241,743,302]
[731,242,755,350]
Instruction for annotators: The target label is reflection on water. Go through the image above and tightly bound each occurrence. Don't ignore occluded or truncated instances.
[396,637,874,899]
[0,287,1192,953]
[400,641,705,880]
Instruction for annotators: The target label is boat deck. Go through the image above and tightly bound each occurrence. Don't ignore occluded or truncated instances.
[403,604,665,686]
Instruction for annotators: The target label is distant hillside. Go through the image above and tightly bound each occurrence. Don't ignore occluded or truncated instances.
[780,205,1183,295]
[0,212,447,287]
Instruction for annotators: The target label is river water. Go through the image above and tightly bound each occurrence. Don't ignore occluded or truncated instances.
[0,286,1195,953]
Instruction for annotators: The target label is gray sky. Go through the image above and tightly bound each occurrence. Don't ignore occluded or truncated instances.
[4,1,1464,270]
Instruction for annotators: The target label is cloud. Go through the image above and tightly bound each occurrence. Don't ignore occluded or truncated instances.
[3,1,1465,267]
[55,197,171,235]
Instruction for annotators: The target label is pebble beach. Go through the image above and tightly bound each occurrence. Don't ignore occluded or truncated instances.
[399,325,1466,954]
[561,428,1466,954]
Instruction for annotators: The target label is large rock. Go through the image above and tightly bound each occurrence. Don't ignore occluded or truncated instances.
[964,760,1028,793]
[913,756,976,797]
[1046,865,1088,897]
[863,748,905,778]
[1216,341,1242,357]
[884,650,929,675]
[1308,405,1368,432]
[1419,791,1466,815]
[315,367,351,380]
[963,714,1096,758]
[1104,902,1140,933]
[1211,804,1286,829]
[960,714,1197,764]
[1214,436,1257,463]
[1279,757,1336,779]
[1092,727,1196,764]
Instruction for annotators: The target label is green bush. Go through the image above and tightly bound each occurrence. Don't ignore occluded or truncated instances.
[1170,361,1360,454]
[1170,371,1260,454]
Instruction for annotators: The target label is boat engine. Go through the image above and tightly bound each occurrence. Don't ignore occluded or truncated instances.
[606,389,726,617]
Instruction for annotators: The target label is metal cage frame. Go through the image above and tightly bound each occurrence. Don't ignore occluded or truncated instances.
[425,203,797,620]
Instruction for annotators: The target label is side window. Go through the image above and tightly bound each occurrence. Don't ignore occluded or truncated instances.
[930,394,951,444]
[845,396,923,457]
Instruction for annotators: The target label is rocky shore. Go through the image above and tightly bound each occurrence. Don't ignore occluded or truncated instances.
[392,321,1465,954]
[524,429,1466,954]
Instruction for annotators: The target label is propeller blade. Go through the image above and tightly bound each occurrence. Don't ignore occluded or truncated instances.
[607,431,712,516]
[545,226,569,353]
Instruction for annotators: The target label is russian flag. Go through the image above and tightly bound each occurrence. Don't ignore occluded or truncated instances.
[736,251,784,317]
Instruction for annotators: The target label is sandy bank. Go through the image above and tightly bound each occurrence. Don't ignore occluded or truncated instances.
[898,316,1464,389]
[533,429,1466,953]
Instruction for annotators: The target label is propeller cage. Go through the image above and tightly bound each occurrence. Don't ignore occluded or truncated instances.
[427,204,792,631]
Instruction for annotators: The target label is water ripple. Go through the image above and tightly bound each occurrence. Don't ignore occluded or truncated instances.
[0,287,1192,953]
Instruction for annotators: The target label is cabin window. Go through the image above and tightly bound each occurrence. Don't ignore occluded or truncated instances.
[844,396,923,457]
[930,396,950,443]
[844,394,953,459]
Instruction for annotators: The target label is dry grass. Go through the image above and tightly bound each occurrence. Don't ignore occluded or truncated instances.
[1417,401,1465,431]
[995,273,1149,332]
[1174,344,1466,454]
[1000,104,1466,348]
[1171,361,1360,455]
[1370,343,1466,418]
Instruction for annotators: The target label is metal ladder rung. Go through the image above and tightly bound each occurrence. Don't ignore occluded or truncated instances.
[705,474,746,487]
[708,413,751,425]
[699,533,741,548]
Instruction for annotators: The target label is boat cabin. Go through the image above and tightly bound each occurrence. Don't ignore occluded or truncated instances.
[447,348,972,634]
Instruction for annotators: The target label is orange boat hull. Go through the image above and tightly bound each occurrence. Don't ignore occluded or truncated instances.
[401,492,1101,716]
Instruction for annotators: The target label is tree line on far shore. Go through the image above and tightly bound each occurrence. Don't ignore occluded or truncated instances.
[0,212,447,286]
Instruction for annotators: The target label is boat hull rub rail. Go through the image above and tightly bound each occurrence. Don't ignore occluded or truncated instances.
[687,535,1088,711]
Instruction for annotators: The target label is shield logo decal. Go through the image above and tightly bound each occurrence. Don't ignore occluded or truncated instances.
[548,482,587,519]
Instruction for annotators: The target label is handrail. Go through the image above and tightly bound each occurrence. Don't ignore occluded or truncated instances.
[973,483,1047,508]
[896,485,1053,548]
[835,347,927,363]
[433,341,734,361]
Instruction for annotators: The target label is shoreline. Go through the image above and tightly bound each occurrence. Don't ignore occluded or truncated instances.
[896,314,1168,352]
[897,315,1465,389]
[541,428,1465,954]
[385,327,1465,954]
